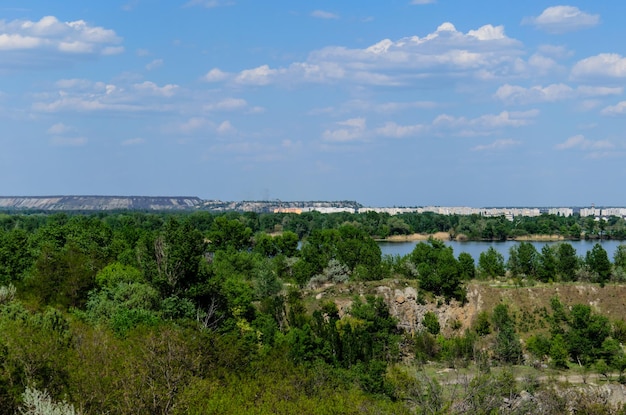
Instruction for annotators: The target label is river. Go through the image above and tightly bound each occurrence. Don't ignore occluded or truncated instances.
[378,239,625,261]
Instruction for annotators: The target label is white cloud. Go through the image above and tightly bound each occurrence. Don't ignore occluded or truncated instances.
[235,65,281,85]
[495,83,622,105]
[46,122,72,135]
[410,0,436,4]
[145,58,163,70]
[571,54,626,79]
[133,81,178,97]
[311,10,339,20]
[212,22,523,88]
[203,98,248,112]
[601,101,626,116]
[0,16,123,67]
[495,83,573,104]
[32,79,178,113]
[472,139,521,151]
[101,46,124,55]
[527,53,563,75]
[203,68,230,82]
[216,120,236,134]
[536,44,573,59]
[433,110,538,136]
[523,6,600,34]
[555,134,613,150]
[322,118,367,142]
[376,122,426,138]
[577,86,623,96]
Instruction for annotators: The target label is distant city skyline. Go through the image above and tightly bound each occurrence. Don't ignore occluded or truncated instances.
[2,196,626,219]
[1,1,626,206]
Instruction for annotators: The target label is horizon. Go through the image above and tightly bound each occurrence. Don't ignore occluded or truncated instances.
[0,195,622,210]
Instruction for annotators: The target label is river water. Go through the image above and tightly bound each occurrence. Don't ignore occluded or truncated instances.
[378,239,625,261]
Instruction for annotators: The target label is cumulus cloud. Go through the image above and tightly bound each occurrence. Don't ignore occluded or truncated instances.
[601,101,626,116]
[311,10,339,19]
[0,16,123,68]
[133,81,178,97]
[203,68,230,82]
[324,109,538,144]
[433,110,538,136]
[322,118,367,142]
[207,22,524,88]
[145,58,163,71]
[235,65,282,85]
[216,120,236,134]
[495,83,622,105]
[32,79,178,113]
[203,98,248,112]
[376,122,426,138]
[472,139,521,151]
[523,6,600,34]
[555,134,613,150]
[571,54,626,79]
[46,122,73,135]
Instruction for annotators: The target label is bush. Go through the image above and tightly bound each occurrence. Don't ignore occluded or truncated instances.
[19,387,76,415]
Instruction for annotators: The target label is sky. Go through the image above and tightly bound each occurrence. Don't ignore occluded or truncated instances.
[1,1,626,207]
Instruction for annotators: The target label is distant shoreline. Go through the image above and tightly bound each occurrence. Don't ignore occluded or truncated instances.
[377,233,618,242]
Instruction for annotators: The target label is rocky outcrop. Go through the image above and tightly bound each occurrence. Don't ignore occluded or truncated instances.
[0,196,202,211]
[373,286,478,334]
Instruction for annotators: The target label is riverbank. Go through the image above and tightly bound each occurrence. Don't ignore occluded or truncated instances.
[381,232,451,242]
[380,233,570,242]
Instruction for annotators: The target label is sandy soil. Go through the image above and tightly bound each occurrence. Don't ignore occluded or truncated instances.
[382,233,568,242]
[384,232,451,242]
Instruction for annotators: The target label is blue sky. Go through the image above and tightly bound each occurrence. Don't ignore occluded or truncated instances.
[1,1,626,207]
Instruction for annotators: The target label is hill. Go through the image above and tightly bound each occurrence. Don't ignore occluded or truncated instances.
[0,196,202,211]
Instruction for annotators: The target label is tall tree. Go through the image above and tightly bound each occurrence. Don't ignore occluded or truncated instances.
[586,243,612,285]
[478,247,505,279]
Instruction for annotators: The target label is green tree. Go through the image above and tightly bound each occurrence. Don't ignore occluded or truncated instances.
[411,239,465,301]
[556,243,579,281]
[478,247,505,279]
[422,311,441,335]
[586,244,612,286]
[0,229,33,285]
[208,216,252,252]
[507,242,538,279]
[566,304,611,365]
[549,334,569,369]
[492,304,522,364]
[458,252,475,280]
[139,218,207,297]
[336,225,382,280]
[614,245,626,270]
[537,244,557,282]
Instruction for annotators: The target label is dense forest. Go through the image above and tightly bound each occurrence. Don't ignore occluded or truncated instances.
[1,210,626,414]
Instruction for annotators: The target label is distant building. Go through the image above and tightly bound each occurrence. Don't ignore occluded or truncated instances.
[548,208,573,217]
[273,207,302,214]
